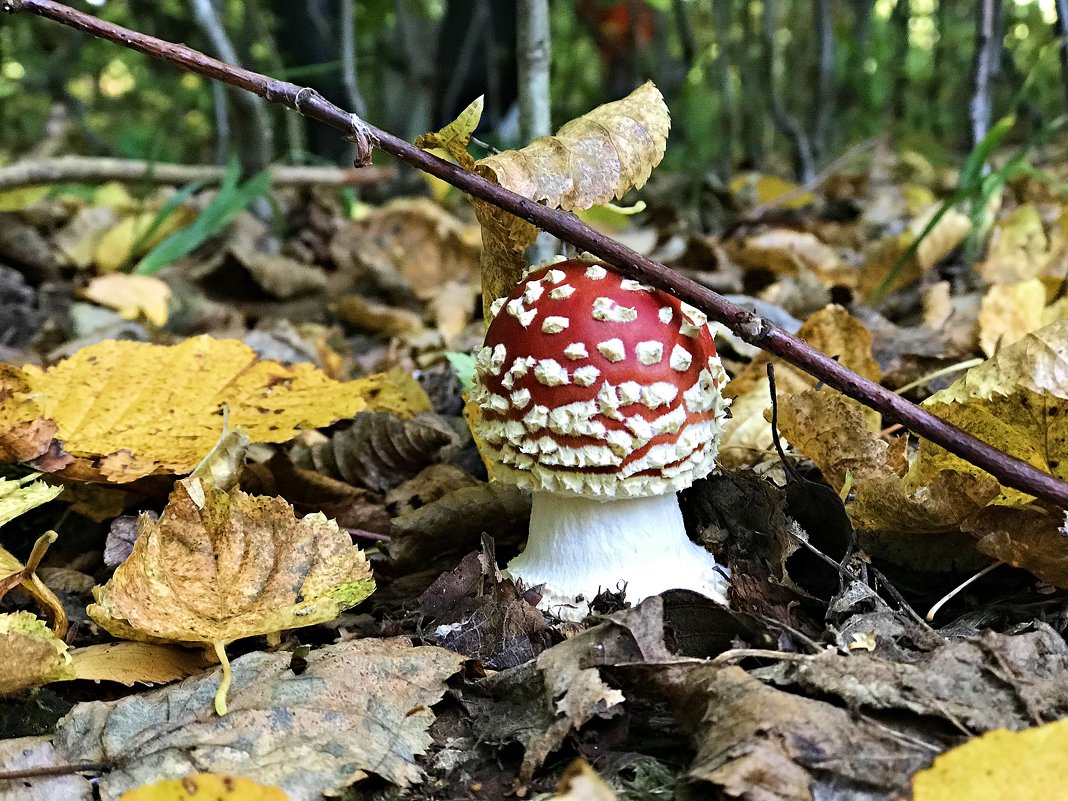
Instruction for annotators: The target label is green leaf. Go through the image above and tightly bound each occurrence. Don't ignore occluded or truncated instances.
[444,351,477,394]
[133,160,270,275]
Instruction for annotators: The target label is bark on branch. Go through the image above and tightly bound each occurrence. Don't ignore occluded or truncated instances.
[0,156,395,190]
[4,0,1068,510]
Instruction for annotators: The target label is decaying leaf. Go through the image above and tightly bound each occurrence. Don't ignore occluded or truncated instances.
[976,203,1050,285]
[908,319,1068,509]
[87,477,374,712]
[289,410,465,493]
[720,304,881,467]
[0,336,431,482]
[0,736,93,801]
[860,204,971,296]
[654,663,933,800]
[912,717,1068,801]
[88,477,374,646]
[51,638,465,799]
[0,611,75,696]
[977,278,1051,357]
[116,774,290,801]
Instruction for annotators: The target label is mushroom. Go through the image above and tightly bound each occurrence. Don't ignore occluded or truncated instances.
[470,258,730,620]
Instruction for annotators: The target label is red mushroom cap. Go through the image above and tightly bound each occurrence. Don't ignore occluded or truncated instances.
[471,259,730,498]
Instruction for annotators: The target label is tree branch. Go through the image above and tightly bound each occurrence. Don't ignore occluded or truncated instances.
[4,0,1068,510]
[0,156,395,190]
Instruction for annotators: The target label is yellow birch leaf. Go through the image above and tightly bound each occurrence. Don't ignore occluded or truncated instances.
[0,185,49,211]
[88,477,375,712]
[977,279,1048,356]
[71,641,211,686]
[728,172,814,209]
[976,203,1050,285]
[912,718,1068,801]
[117,774,289,801]
[80,273,172,326]
[0,337,431,482]
[92,207,192,274]
[88,477,375,647]
[471,81,670,311]
[0,474,63,527]
[0,611,75,696]
[415,95,483,170]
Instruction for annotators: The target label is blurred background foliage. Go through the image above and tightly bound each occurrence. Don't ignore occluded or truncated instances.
[0,0,1065,178]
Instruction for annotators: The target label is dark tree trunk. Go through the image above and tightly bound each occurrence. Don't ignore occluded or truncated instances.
[969,0,1004,149]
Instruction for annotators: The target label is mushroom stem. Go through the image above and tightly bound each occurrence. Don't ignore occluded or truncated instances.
[507,490,729,621]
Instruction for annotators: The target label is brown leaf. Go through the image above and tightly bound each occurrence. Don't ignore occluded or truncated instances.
[965,506,1068,588]
[70,642,211,686]
[0,611,75,696]
[87,477,375,647]
[52,638,465,795]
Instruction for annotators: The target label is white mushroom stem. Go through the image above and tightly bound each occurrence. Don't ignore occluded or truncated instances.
[506,490,729,621]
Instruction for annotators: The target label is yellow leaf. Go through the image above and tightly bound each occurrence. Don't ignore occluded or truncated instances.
[860,205,971,296]
[88,477,374,647]
[80,273,172,326]
[0,611,75,696]
[117,774,289,801]
[723,229,850,285]
[88,477,375,712]
[0,337,431,482]
[728,172,814,209]
[415,95,484,170]
[909,320,1068,508]
[0,474,63,527]
[977,279,1048,356]
[472,81,670,311]
[912,718,1068,801]
[976,203,1050,285]
[0,185,49,211]
[71,641,211,686]
[92,208,191,274]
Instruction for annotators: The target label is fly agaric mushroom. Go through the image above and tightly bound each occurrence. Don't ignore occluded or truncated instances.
[470,258,730,620]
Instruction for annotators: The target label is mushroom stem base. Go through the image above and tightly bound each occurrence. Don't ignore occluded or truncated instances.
[506,491,729,621]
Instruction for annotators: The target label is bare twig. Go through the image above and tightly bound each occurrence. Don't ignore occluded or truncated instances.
[0,156,394,189]
[0,762,107,782]
[4,0,1068,510]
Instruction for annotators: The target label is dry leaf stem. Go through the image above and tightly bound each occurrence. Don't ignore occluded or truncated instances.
[6,0,1068,510]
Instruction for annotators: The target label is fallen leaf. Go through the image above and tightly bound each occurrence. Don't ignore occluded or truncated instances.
[87,477,374,711]
[728,172,814,209]
[976,203,1050,285]
[912,717,1068,801]
[546,761,618,801]
[52,638,464,799]
[964,506,1068,588]
[860,204,971,296]
[909,319,1068,508]
[977,278,1048,356]
[116,775,289,801]
[0,474,63,527]
[71,642,212,686]
[0,337,431,482]
[80,273,172,326]
[0,736,92,800]
[87,477,373,645]
[723,229,850,285]
[0,611,75,696]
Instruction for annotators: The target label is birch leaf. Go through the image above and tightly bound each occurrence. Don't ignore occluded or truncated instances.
[0,336,431,482]
[471,81,670,310]
[0,611,75,696]
[87,477,375,648]
[116,775,289,801]
[0,474,63,527]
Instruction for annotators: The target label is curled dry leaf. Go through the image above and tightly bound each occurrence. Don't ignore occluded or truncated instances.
[0,611,75,696]
[0,336,431,482]
[87,477,375,648]
[420,82,669,310]
[289,411,465,494]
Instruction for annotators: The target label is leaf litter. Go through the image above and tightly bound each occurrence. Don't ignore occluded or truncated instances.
[2,82,1068,801]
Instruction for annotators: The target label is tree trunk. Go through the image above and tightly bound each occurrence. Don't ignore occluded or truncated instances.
[762,0,815,180]
[517,0,556,264]
[969,0,1004,149]
[813,0,835,162]
[711,0,736,176]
